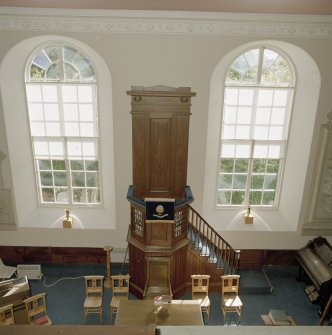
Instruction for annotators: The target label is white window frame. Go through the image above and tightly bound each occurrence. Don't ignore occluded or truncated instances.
[25,42,102,206]
[217,47,295,208]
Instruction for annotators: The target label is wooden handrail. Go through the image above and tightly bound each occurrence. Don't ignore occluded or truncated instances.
[187,205,240,274]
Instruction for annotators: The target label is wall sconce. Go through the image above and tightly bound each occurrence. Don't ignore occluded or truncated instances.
[244,205,254,224]
[63,208,73,228]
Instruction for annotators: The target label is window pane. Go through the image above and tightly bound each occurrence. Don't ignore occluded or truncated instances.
[252,159,266,173]
[231,191,245,205]
[80,123,94,137]
[268,145,281,158]
[235,125,250,139]
[87,189,100,203]
[273,90,288,106]
[225,89,238,105]
[67,142,82,157]
[249,191,262,205]
[267,159,279,173]
[218,190,231,205]
[73,189,86,203]
[42,188,54,202]
[234,159,248,173]
[65,122,80,136]
[257,90,273,106]
[219,174,232,188]
[71,172,85,187]
[49,141,64,157]
[238,89,254,105]
[262,191,275,205]
[235,144,250,158]
[46,122,60,136]
[220,159,234,172]
[40,172,53,186]
[251,175,264,189]
[86,172,99,187]
[78,86,92,102]
[64,63,79,81]
[264,175,277,189]
[56,189,69,202]
[79,104,94,121]
[222,125,235,139]
[44,45,58,62]
[30,122,45,136]
[86,160,99,171]
[223,106,237,123]
[237,107,252,124]
[269,126,283,140]
[38,159,51,170]
[64,104,79,120]
[71,160,84,170]
[253,145,268,158]
[46,63,60,80]
[254,126,268,140]
[233,175,247,189]
[27,85,42,101]
[44,104,59,120]
[62,85,77,102]
[271,108,285,124]
[256,108,271,124]
[42,85,58,102]
[52,160,66,170]
[30,64,45,80]
[54,172,67,186]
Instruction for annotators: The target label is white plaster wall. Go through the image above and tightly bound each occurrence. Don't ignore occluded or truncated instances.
[0,10,332,250]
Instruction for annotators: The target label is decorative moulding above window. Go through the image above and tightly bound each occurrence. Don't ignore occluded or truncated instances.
[0,9,332,38]
[303,111,332,236]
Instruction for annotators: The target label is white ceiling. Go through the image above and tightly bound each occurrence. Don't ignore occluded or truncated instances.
[0,0,332,15]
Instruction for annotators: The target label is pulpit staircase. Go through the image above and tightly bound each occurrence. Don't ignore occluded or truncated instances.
[186,205,240,290]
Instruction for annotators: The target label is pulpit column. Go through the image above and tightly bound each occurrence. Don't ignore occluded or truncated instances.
[103,245,113,288]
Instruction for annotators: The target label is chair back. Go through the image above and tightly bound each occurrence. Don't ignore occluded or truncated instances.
[0,303,15,325]
[23,293,51,325]
[111,274,130,298]
[84,275,104,298]
[221,274,240,295]
[191,274,210,298]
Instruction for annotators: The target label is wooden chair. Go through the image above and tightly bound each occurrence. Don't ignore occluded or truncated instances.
[221,274,243,325]
[0,303,15,325]
[110,274,130,321]
[191,274,211,320]
[23,293,52,325]
[83,275,104,322]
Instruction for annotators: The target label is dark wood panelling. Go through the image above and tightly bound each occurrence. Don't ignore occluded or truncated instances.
[0,246,106,265]
[239,249,265,269]
[148,116,172,195]
[0,246,297,267]
[127,86,195,199]
[132,112,145,199]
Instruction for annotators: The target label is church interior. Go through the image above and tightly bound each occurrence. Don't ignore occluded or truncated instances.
[0,0,332,333]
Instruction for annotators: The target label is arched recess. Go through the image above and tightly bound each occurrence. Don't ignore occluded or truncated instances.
[0,35,116,230]
[203,40,320,233]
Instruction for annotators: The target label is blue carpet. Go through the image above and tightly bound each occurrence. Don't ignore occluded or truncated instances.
[28,264,322,326]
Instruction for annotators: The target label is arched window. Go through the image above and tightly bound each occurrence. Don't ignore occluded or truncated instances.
[218,47,294,207]
[25,43,101,205]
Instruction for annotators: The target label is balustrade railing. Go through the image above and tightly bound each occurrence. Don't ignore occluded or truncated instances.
[187,205,240,274]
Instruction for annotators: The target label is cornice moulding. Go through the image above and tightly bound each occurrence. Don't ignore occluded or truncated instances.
[0,7,332,38]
